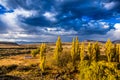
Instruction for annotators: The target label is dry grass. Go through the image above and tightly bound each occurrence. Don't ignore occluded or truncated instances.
[0,42,116,80]
[0,54,40,66]
[0,42,105,66]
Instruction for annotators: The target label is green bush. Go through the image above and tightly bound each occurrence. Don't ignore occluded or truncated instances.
[79,61,118,80]
[31,48,39,57]
[59,51,71,67]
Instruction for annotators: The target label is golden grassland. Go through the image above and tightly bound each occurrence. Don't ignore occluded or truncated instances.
[0,42,73,67]
[0,42,120,80]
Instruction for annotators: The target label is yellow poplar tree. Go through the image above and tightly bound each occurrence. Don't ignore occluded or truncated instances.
[40,43,46,60]
[118,44,120,62]
[71,38,76,64]
[40,56,45,72]
[75,37,80,59]
[105,39,113,62]
[90,42,100,62]
[80,42,85,62]
[119,45,120,62]
[115,44,120,62]
[94,42,100,61]
[71,37,80,64]
[39,43,46,72]
[54,36,63,66]
[87,42,92,61]
[112,44,117,62]
[91,43,96,61]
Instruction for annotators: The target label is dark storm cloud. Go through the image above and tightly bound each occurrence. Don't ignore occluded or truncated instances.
[21,16,52,26]
[0,0,120,41]
[3,0,56,11]
[0,4,13,14]
[0,21,8,33]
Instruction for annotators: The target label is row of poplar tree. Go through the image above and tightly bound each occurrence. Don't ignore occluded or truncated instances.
[31,36,120,72]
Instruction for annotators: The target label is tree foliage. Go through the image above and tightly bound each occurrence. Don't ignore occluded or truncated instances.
[80,42,85,62]
[87,42,100,62]
[54,36,63,66]
[75,37,80,59]
[118,44,120,62]
[71,38,76,64]
[39,43,47,72]
[71,37,80,64]
[40,43,46,60]
[36,37,120,79]
[79,61,118,80]
[40,56,45,72]
[105,39,113,62]
[87,42,92,61]
[114,44,120,62]
[31,48,39,57]
[92,42,100,61]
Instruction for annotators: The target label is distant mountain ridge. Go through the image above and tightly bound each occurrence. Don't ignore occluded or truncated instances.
[113,40,120,43]
[0,41,18,46]
[16,41,54,44]
[16,40,120,44]
[0,40,120,45]
[84,40,106,43]
[85,40,120,43]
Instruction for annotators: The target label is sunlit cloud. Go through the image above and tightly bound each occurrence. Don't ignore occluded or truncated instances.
[0,0,120,42]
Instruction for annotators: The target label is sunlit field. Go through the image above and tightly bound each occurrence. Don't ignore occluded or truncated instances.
[0,37,120,80]
[1,0,120,80]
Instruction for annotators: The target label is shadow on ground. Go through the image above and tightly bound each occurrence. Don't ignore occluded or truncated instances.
[0,75,22,80]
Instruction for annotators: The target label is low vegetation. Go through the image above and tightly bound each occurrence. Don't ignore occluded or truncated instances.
[1,37,120,80]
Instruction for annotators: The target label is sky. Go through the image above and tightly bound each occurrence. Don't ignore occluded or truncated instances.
[0,0,120,42]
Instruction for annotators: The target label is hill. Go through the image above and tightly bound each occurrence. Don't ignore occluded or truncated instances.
[0,41,18,46]
[85,40,120,43]
[113,40,120,43]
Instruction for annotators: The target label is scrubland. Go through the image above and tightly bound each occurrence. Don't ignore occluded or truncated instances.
[0,38,120,80]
